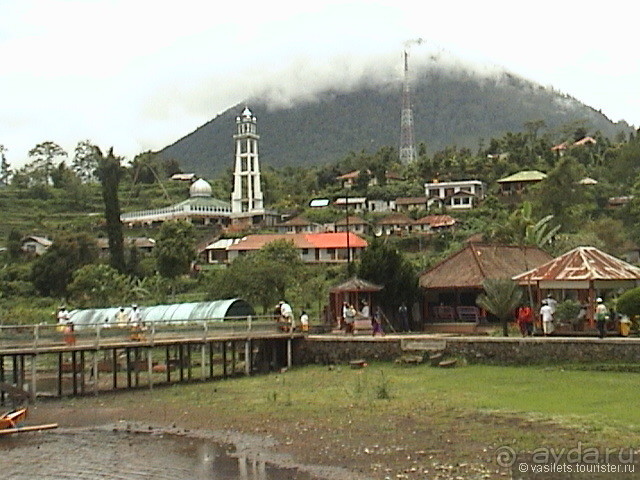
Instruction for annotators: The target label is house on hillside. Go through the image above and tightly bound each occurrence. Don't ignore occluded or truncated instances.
[497,170,547,195]
[334,216,369,235]
[203,238,241,264]
[376,213,415,236]
[334,196,367,213]
[424,180,485,210]
[419,243,552,330]
[336,170,403,189]
[275,216,322,234]
[96,237,155,257]
[226,232,367,264]
[395,197,428,213]
[21,235,52,256]
[414,214,456,233]
[366,198,394,213]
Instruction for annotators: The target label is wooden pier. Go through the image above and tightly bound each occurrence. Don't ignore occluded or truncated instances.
[0,320,301,405]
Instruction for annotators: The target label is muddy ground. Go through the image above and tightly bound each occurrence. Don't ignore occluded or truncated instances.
[23,392,593,480]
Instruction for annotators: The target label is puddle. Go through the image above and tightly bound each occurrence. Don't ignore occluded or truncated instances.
[1,429,318,479]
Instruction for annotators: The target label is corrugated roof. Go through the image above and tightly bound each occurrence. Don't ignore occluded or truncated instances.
[514,246,640,283]
[419,243,553,289]
[497,170,547,183]
[68,299,255,327]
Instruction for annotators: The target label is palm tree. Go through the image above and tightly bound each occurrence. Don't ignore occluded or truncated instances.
[476,278,523,337]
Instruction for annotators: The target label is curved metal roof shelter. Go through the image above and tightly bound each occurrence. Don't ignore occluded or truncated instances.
[68,299,255,327]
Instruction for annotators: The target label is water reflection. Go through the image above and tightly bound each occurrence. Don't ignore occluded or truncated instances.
[1,430,318,480]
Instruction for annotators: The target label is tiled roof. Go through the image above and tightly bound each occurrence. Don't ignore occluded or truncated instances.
[419,243,553,289]
[277,216,311,226]
[414,214,456,227]
[227,232,367,251]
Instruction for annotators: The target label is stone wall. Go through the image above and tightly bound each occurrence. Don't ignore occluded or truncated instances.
[296,335,640,366]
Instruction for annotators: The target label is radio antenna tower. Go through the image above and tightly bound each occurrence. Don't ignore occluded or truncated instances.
[399,39,423,164]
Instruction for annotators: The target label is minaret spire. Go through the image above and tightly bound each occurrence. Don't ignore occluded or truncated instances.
[231,106,263,214]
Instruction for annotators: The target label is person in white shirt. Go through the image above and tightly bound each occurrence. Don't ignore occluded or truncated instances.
[280,301,294,332]
[540,300,554,336]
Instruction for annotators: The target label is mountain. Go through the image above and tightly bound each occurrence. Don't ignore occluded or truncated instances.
[158,64,633,178]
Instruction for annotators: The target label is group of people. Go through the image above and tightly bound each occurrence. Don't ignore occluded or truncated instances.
[341,300,384,335]
[275,301,309,333]
[56,304,146,343]
[517,294,611,338]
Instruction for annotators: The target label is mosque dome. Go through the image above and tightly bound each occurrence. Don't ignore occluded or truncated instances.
[189,178,212,197]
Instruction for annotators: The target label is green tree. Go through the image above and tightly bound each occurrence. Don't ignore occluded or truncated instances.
[26,141,67,185]
[532,156,586,232]
[357,238,418,322]
[31,233,98,297]
[475,278,523,337]
[154,220,196,280]
[0,145,11,186]
[67,263,129,308]
[208,239,303,313]
[72,139,99,183]
[6,229,23,261]
[96,147,126,272]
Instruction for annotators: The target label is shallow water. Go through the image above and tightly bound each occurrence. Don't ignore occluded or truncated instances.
[1,430,317,480]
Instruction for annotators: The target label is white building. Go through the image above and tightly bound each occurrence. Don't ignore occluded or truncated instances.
[121,178,232,227]
[231,107,264,216]
[424,180,485,210]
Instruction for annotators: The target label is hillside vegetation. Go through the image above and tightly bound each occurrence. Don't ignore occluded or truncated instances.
[159,65,633,177]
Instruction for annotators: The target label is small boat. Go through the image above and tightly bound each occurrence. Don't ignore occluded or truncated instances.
[0,408,27,430]
[0,407,58,435]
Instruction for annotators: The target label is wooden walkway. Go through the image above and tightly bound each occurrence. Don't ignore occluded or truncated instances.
[0,323,302,405]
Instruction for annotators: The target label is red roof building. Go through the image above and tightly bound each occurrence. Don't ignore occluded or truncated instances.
[226,232,368,264]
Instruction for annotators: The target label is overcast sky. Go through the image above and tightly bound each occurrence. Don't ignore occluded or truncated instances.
[2,0,638,168]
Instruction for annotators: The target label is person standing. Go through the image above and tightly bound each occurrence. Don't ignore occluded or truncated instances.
[398,303,409,332]
[344,304,356,334]
[58,306,75,345]
[595,297,609,338]
[280,300,294,332]
[540,300,554,336]
[115,306,129,327]
[545,294,558,314]
[372,306,384,336]
[516,304,534,336]
[299,310,309,333]
[130,304,144,341]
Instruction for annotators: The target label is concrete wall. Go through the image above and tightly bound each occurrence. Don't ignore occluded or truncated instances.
[296,335,640,366]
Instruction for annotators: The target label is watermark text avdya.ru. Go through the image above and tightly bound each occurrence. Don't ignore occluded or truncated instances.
[495,442,637,468]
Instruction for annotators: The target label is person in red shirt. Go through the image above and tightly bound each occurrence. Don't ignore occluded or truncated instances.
[516,304,534,336]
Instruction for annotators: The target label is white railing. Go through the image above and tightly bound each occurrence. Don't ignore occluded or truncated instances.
[0,315,297,351]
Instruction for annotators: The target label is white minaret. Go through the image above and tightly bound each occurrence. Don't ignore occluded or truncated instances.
[231,107,263,214]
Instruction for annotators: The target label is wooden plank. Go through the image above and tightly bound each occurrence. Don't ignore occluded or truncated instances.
[0,423,58,435]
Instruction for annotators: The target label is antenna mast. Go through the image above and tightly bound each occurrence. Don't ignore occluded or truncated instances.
[399,39,422,164]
